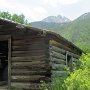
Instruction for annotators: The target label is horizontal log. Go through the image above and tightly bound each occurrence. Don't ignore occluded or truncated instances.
[12,55,46,61]
[12,50,47,57]
[12,38,45,45]
[11,75,45,81]
[11,64,51,70]
[49,45,66,54]
[0,28,19,32]
[12,44,46,51]
[0,30,24,35]
[12,58,47,62]
[0,27,16,31]
[12,35,45,40]
[11,75,50,82]
[12,45,47,51]
[0,35,11,40]
[12,52,46,57]
[11,82,40,90]
[12,61,45,67]
[49,40,78,55]
[50,51,66,60]
[50,57,66,65]
[11,69,47,75]
[12,50,46,54]
[0,81,7,86]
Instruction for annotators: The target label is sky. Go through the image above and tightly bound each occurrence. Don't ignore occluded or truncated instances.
[0,0,90,22]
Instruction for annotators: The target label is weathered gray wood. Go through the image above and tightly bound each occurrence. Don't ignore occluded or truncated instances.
[8,36,11,90]
[11,82,32,89]
[12,57,47,62]
[11,64,51,71]
[50,57,66,65]
[0,29,24,35]
[12,52,46,57]
[12,61,45,67]
[12,38,45,45]
[49,40,78,54]
[11,75,50,82]
[0,81,8,85]
[11,69,47,75]
[12,50,46,54]
[12,34,44,39]
[0,35,11,41]
[12,55,46,61]
[12,45,46,51]
[12,45,47,51]
[49,45,66,54]
[11,82,40,90]
[50,51,66,60]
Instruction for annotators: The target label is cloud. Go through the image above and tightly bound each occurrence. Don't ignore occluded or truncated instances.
[44,0,80,7]
[0,0,48,21]
[23,7,48,21]
[33,7,47,14]
[60,0,81,5]
[0,0,9,8]
[0,0,82,21]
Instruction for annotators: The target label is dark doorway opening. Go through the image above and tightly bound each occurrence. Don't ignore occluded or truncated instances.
[0,40,8,85]
[67,55,73,71]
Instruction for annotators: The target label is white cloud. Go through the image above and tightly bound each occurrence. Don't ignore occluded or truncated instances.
[0,0,9,8]
[0,0,84,21]
[0,0,48,21]
[34,7,47,14]
[60,0,81,5]
[44,0,80,7]
[23,7,48,21]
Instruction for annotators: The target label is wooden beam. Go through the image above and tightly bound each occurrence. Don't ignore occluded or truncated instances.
[49,45,66,54]
[50,51,66,60]
[50,57,66,65]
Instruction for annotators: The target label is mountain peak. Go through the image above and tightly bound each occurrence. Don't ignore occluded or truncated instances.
[77,12,90,20]
[42,15,71,23]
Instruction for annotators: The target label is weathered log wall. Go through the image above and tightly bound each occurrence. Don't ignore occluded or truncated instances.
[49,40,66,78]
[0,26,50,90]
[11,36,51,90]
[49,39,81,78]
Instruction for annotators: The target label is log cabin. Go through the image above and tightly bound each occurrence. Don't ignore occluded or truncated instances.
[0,18,83,90]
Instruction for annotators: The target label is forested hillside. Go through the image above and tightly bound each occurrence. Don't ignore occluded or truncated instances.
[60,14,90,52]
[32,13,90,52]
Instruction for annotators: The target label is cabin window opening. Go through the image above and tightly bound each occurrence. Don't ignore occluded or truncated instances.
[67,55,73,71]
[0,40,8,85]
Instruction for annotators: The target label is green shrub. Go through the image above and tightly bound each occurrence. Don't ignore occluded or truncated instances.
[64,53,90,90]
[40,66,69,90]
[40,53,90,90]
